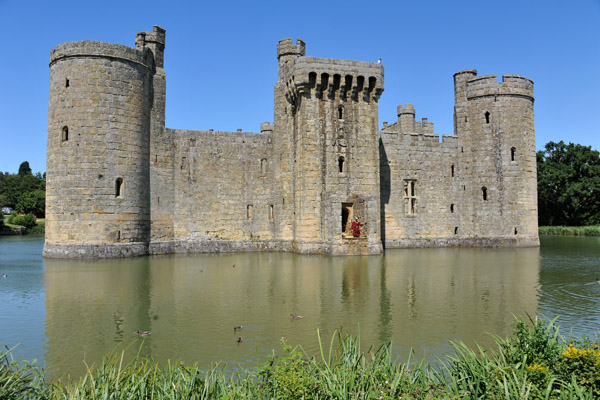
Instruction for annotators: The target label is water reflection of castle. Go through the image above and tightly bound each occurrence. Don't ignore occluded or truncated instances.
[43,248,539,376]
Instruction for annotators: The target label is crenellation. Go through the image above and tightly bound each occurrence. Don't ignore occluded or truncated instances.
[44,26,539,258]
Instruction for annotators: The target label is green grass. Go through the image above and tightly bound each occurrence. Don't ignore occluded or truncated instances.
[539,225,600,237]
[2,317,600,399]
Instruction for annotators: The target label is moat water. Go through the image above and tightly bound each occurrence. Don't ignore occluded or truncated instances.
[1,235,599,378]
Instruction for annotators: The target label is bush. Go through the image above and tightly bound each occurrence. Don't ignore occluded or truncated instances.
[7,213,37,229]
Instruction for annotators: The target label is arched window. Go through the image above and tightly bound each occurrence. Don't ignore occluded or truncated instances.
[482,187,487,201]
[485,111,490,124]
[511,147,516,161]
[61,126,69,142]
[115,178,123,198]
[338,156,345,173]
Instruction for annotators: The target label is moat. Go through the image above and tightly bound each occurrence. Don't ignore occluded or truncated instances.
[1,235,599,378]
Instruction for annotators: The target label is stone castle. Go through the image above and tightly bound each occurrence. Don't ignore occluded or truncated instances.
[44,26,539,258]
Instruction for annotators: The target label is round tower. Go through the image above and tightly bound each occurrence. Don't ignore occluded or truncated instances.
[44,41,154,258]
[462,73,538,245]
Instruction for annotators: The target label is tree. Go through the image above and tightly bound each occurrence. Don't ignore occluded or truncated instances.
[15,190,46,217]
[18,161,32,177]
[537,141,600,226]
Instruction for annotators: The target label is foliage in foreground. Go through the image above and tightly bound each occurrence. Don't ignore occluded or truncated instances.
[1,317,599,399]
[539,225,600,237]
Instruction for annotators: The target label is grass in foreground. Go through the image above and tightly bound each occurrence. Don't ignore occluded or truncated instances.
[1,317,599,399]
[539,225,600,237]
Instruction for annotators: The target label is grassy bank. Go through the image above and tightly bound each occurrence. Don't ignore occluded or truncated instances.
[2,317,599,399]
[539,225,600,237]
[1,216,44,235]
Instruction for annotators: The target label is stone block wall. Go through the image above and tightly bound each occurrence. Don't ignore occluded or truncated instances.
[45,41,153,258]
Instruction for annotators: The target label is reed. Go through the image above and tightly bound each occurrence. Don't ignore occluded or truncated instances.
[539,225,600,237]
[2,317,599,399]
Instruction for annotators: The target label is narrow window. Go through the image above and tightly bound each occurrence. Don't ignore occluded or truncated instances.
[451,164,455,177]
[157,196,160,204]
[269,204,274,221]
[261,158,267,174]
[115,178,123,198]
[514,227,518,235]
[247,205,253,220]
[511,147,516,161]
[450,204,454,213]
[338,105,344,120]
[180,157,187,170]
[485,111,490,124]
[403,180,417,215]
[61,126,69,142]
[338,156,345,173]
[65,78,70,88]
[454,227,458,235]
[482,187,487,201]
[117,230,121,241]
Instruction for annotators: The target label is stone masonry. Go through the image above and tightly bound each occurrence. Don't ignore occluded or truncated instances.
[44,26,539,258]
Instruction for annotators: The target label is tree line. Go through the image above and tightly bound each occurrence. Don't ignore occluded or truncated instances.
[0,161,46,217]
[1,141,599,226]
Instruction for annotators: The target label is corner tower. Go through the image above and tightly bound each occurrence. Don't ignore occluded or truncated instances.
[44,37,155,257]
[274,38,384,255]
[454,71,538,245]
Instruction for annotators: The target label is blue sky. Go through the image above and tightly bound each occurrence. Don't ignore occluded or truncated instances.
[1,0,599,174]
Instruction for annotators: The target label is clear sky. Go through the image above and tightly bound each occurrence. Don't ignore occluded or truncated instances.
[1,0,598,174]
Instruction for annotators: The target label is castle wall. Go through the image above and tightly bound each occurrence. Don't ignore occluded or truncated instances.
[44,41,153,258]
[44,28,538,258]
[380,111,461,247]
[165,129,279,244]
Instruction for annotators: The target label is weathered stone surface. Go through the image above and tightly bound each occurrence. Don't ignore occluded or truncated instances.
[44,27,538,259]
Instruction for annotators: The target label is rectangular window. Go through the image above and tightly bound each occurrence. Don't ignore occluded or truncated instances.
[247,205,253,220]
[269,204,274,221]
[403,180,417,215]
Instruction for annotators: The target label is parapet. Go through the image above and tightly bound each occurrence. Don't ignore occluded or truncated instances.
[465,73,534,101]
[49,40,153,70]
[277,38,305,60]
[283,57,384,103]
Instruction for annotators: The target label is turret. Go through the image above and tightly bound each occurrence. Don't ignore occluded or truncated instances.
[136,25,166,68]
[277,37,305,76]
[397,104,415,133]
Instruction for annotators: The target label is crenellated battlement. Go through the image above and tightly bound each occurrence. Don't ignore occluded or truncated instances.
[50,41,153,69]
[277,37,305,60]
[465,73,534,101]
